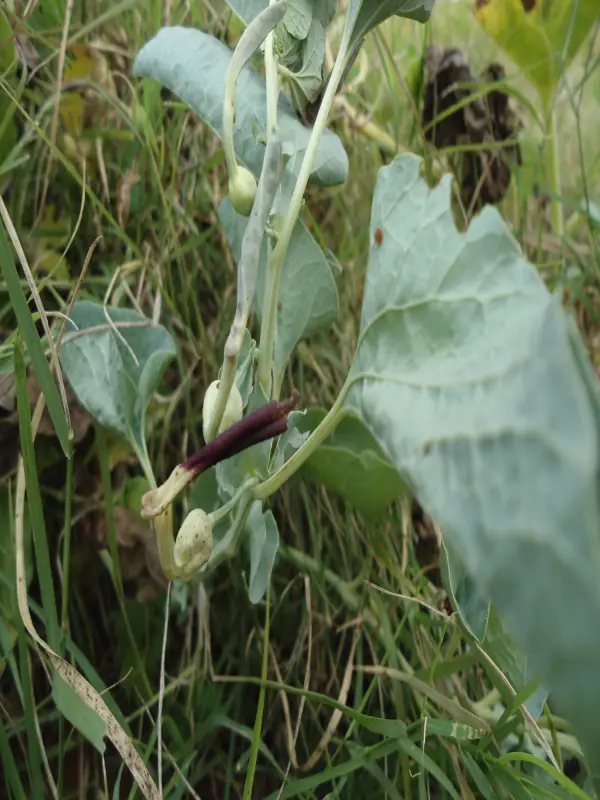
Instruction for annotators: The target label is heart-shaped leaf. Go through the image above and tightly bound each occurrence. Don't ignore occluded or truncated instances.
[133,27,348,188]
[475,0,600,105]
[296,408,405,517]
[246,501,279,603]
[345,154,600,772]
[60,301,177,463]
[219,197,339,385]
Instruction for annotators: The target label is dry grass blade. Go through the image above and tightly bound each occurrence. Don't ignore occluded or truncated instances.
[14,390,161,800]
[0,196,71,453]
[38,0,74,216]
[298,629,360,772]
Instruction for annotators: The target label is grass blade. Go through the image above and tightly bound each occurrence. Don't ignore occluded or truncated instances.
[0,214,70,456]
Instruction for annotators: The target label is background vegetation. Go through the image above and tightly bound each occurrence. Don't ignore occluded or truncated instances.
[0,0,599,797]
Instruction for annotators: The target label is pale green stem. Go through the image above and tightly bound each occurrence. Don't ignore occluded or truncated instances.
[264,1,279,136]
[257,10,355,395]
[208,135,283,441]
[222,2,286,183]
[472,687,501,715]
[154,504,178,580]
[210,477,258,526]
[252,380,349,501]
[222,74,239,186]
[134,442,183,580]
[545,98,563,238]
[257,8,281,399]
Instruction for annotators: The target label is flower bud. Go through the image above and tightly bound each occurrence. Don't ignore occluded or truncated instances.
[202,380,243,442]
[174,508,213,570]
[229,166,257,216]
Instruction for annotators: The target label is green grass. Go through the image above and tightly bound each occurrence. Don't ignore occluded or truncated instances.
[0,0,599,797]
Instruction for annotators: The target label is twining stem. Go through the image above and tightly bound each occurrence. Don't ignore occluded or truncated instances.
[209,134,283,441]
[222,2,286,183]
[545,98,563,238]
[211,6,287,440]
[264,0,280,136]
[210,477,258,526]
[154,504,178,580]
[257,9,356,397]
[252,380,349,501]
[256,2,282,399]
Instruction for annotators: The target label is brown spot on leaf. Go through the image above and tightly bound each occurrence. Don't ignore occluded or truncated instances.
[521,0,536,11]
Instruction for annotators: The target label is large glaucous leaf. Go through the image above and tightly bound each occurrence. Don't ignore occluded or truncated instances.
[219,197,339,384]
[296,408,405,517]
[60,301,177,460]
[133,28,348,187]
[475,0,600,106]
[344,154,600,773]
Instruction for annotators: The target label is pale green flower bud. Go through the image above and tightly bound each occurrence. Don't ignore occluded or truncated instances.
[174,508,213,571]
[229,166,257,216]
[202,380,243,442]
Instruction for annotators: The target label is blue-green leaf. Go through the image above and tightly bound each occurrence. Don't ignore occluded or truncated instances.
[345,153,600,772]
[133,27,348,187]
[59,301,177,461]
[246,501,279,604]
[225,0,337,32]
[349,0,436,48]
[296,408,405,517]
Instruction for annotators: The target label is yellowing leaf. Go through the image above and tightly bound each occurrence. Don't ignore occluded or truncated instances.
[60,45,95,134]
[59,44,112,135]
[31,246,70,281]
[26,205,71,281]
[474,0,600,106]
